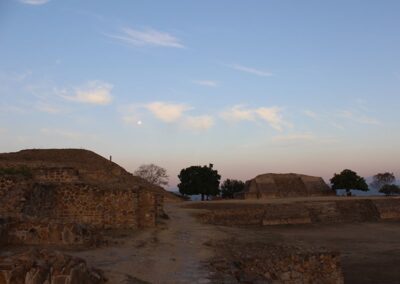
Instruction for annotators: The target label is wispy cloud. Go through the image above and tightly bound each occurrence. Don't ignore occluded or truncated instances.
[230,64,273,77]
[183,115,214,130]
[121,101,215,131]
[337,110,380,125]
[61,81,113,105]
[255,107,289,131]
[145,102,191,123]
[19,0,50,5]
[303,110,318,119]
[221,105,255,122]
[35,102,65,114]
[221,105,290,131]
[192,80,218,87]
[108,27,184,48]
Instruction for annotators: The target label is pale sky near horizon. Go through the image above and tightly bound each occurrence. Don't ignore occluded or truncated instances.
[0,0,399,189]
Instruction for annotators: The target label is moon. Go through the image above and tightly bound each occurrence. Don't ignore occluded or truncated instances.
[137,120,142,126]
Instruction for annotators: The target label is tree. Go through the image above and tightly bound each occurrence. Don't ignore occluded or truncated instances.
[379,184,400,196]
[134,164,169,187]
[220,179,245,199]
[330,169,368,196]
[178,164,221,201]
[370,172,396,191]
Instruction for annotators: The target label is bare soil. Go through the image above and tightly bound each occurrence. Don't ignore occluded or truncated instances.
[189,198,400,284]
[65,203,227,283]
[2,199,400,283]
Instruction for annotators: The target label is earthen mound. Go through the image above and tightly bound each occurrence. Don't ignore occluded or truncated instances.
[240,173,334,199]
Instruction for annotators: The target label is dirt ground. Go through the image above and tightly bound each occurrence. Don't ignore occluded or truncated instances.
[2,200,400,283]
[67,201,400,283]
[216,222,400,284]
[65,203,227,284]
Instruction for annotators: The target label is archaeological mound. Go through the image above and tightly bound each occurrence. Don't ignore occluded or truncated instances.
[0,149,169,246]
[239,173,334,199]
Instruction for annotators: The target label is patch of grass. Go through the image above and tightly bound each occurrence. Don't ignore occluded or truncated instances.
[0,166,33,178]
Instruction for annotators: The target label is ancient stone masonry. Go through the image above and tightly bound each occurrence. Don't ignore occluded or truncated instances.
[240,173,334,199]
[0,149,166,246]
[0,249,106,284]
[195,198,400,226]
[210,241,344,284]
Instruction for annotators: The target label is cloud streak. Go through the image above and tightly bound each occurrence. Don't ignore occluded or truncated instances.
[19,0,50,5]
[183,115,214,130]
[145,102,191,123]
[192,80,218,87]
[109,27,184,48]
[337,110,380,125]
[221,105,289,131]
[230,64,273,77]
[61,81,113,105]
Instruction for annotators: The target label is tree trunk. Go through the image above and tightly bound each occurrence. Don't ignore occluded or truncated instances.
[346,189,352,196]
[201,194,204,201]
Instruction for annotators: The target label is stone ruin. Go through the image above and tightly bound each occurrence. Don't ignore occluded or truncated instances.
[0,249,106,284]
[239,173,334,199]
[0,149,167,246]
[211,241,343,284]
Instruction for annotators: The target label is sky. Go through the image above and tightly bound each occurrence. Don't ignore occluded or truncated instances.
[0,0,399,189]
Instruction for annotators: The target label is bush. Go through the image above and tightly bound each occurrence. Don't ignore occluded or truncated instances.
[379,184,400,196]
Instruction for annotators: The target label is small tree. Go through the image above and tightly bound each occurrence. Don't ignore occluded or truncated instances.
[220,179,245,199]
[370,172,396,191]
[134,164,169,187]
[178,164,221,201]
[379,184,400,195]
[330,169,368,196]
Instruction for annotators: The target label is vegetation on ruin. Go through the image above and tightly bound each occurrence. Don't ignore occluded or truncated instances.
[330,169,368,196]
[134,163,169,187]
[0,166,32,178]
[220,179,245,199]
[178,164,221,201]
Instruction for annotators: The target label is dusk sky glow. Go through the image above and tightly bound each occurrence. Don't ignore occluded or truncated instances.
[1,0,399,189]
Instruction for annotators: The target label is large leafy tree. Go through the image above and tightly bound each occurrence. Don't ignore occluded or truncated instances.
[134,164,169,187]
[220,179,245,199]
[330,169,368,196]
[178,164,221,201]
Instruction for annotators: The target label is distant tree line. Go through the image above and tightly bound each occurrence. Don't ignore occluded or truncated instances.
[330,169,399,196]
[134,162,399,200]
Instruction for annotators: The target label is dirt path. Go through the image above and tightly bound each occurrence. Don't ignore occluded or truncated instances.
[69,203,226,283]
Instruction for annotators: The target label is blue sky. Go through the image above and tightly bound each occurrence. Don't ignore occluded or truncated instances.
[1,0,399,188]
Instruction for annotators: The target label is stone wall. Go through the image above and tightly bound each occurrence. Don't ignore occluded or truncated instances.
[211,241,343,284]
[2,221,98,246]
[195,198,400,227]
[33,167,80,183]
[0,176,161,233]
[0,149,166,247]
[0,249,105,284]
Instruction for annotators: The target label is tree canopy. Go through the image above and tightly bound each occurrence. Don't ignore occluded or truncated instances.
[370,172,399,195]
[330,169,368,196]
[370,172,395,190]
[178,164,221,201]
[134,163,169,187]
[220,179,245,199]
